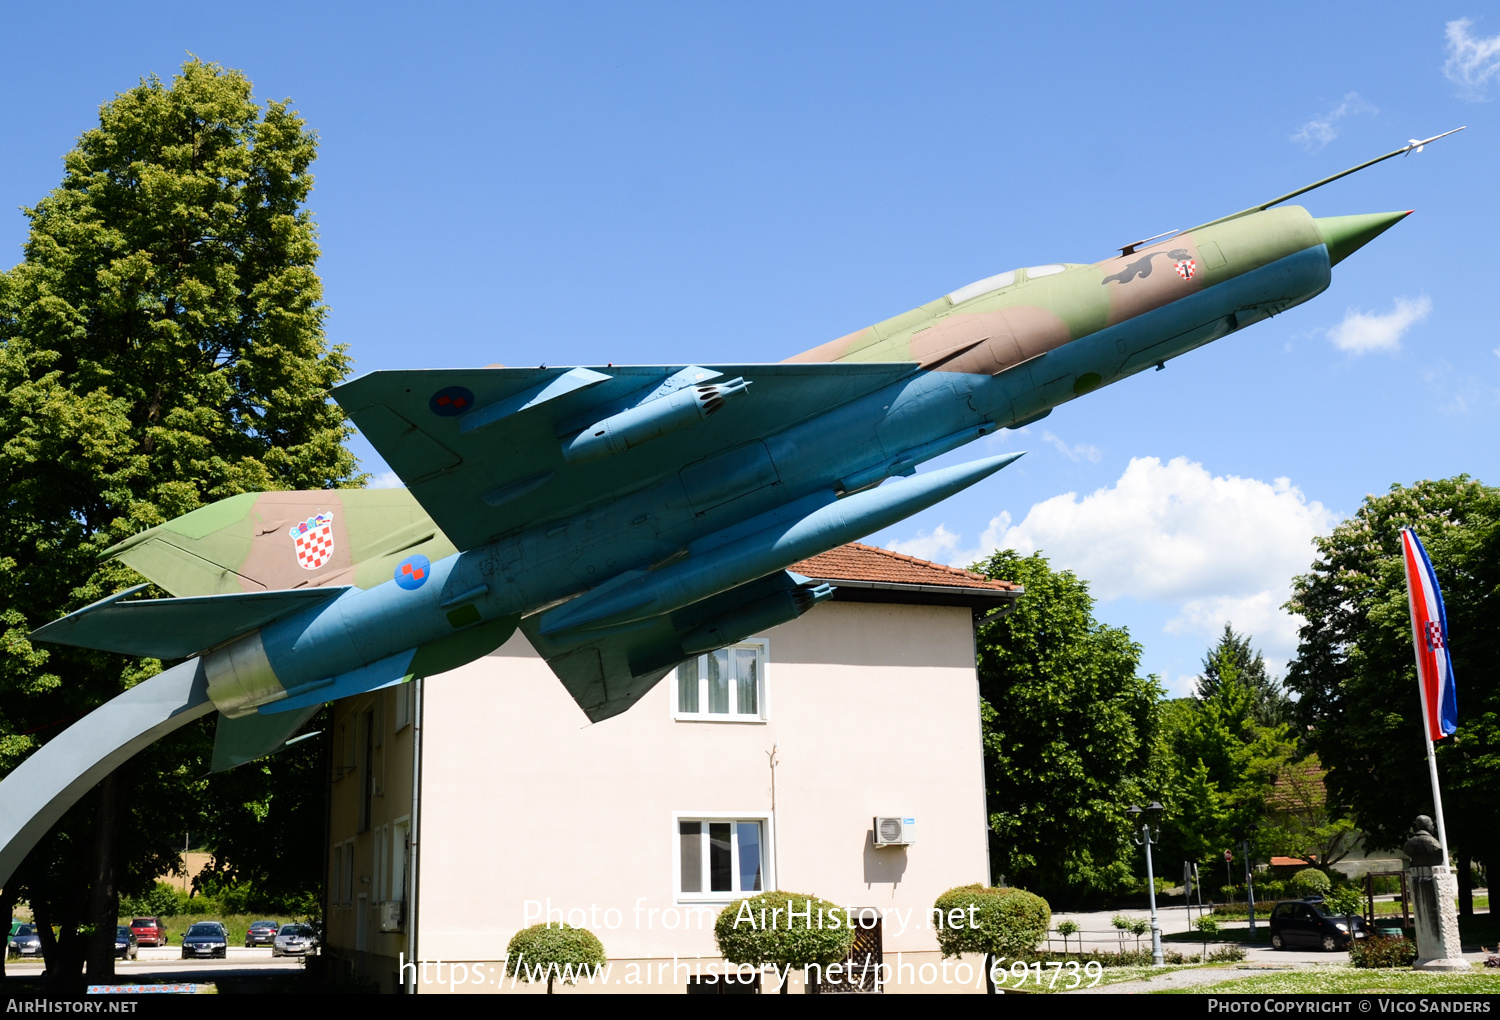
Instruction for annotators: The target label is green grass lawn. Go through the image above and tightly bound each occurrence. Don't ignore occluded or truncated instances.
[1157,965,1500,995]
[1006,963,1214,993]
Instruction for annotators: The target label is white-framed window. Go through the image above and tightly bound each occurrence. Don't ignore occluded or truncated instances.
[342,843,355,905]
[673,813,774,901]
[394,680,413,731]
[331,842,343,907]
[671,639,768,722]
[391,816,410,905]
[374,824,388,902]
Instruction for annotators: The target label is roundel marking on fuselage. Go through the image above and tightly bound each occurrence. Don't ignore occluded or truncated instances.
[396,554,431,590]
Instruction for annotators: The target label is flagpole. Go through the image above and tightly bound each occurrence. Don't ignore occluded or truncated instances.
[1402,529,1451,864]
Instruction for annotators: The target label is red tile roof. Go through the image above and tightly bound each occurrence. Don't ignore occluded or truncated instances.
[789,543,1019,591]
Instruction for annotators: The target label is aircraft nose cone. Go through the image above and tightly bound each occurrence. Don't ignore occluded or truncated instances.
[1316,211,1412,267]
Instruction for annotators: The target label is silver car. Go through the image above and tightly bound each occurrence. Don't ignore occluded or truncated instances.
[271,923,317,957]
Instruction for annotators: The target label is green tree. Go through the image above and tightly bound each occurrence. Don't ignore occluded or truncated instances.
[1284,478,1500,886]
[1196,623,1291,725]
[970,550,1164,905]
[714,891,855,994]
[0,58,359,989]
[1155,626,1301,875]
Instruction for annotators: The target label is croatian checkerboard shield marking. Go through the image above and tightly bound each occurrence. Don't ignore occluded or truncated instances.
[289,513,335,570]
[1174,259,1197,280]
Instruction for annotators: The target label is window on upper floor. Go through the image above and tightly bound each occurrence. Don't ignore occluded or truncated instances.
[671,640,767,722]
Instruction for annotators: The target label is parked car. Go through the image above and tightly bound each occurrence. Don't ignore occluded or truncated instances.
[245,920,280,947]
[129,916,168,947]
[114,926,138,961]
[7,924,41,959]
[271,923,317,958]
[180,921,228,960]
[1269,898,1367,951]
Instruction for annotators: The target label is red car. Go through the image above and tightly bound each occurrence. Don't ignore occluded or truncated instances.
[129,917,168,947]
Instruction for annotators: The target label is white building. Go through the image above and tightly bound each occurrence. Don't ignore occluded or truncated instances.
[322,543,1018,993]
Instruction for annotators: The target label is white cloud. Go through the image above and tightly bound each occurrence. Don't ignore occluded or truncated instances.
[889,457,1338,661]
[1164,591,1300,678]
[370,471,404,489]
[1327,295,1431,354]
[1040,430,1102,463]
[885,523,968,565]
[1291,92,1377,149]
[1444,18,1500,98]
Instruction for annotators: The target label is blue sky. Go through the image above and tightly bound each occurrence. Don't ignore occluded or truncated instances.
[3,3,1497,694]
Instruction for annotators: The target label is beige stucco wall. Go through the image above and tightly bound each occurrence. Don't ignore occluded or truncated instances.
[324,682,416,973]
[402,599,991,992]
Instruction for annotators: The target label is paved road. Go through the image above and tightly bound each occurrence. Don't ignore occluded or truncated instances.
[1048,903,1493,968]
[6,953,311,993]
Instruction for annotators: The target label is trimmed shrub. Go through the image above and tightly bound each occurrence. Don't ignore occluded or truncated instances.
[933,885,1050,994]
[506,924,607,993]
[1055,919,1080,955]
[714,891,854,994]
[1350,935,1417,969]
[934,885,1051,959]
[1208,945,1247,962]
[1290,868,1331,897]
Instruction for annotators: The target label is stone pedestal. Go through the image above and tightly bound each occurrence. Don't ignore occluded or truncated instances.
[1409,865,1468,971]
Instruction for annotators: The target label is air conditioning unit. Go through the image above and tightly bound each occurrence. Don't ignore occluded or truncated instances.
[873,816,915,847]
[379,900,404,932]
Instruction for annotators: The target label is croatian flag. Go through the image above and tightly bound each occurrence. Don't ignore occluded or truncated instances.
[1400,528,1458,742]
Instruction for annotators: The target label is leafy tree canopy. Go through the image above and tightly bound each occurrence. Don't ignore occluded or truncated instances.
[1196,623,1291,726]
[970,550,1164,905]
[0,57,359,986]
[1284,477,1500,865]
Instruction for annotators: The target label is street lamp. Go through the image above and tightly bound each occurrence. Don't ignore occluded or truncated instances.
[1127,802,1166,967]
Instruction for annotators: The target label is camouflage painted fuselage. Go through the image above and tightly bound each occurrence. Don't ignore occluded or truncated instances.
[38,204,1405,766]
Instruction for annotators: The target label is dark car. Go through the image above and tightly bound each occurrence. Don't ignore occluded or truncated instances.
[271,923,317,958]
[180,921,228,960]
[7,924,41,959]
[114,926,138,961]
[245,920,280,948]
[1269,899,1367,951]
[129,916,168,947]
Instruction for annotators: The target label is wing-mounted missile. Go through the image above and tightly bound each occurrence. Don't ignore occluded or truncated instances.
[520,570,833,722]
[540,451,1025,636]
[563,370,751,462]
